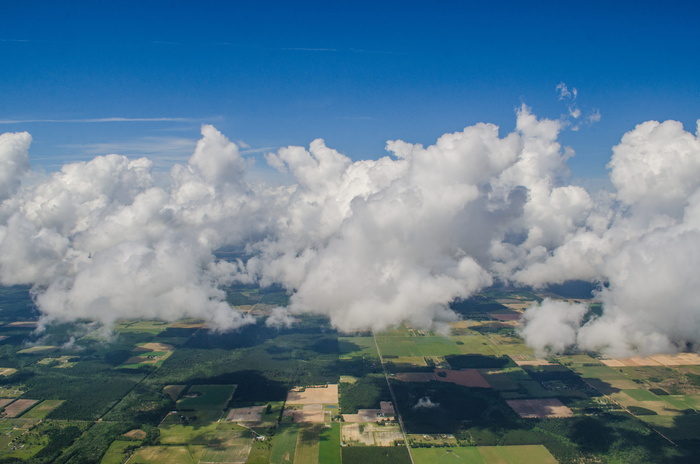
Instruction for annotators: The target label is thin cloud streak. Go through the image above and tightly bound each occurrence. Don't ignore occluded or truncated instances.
[0,117,193,124]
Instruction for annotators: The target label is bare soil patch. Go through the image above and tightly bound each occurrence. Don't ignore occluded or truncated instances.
[394,372,436,382]
[506,398,573,418]
[435,369,490,388]
[133,342,174,352]
[227,405,266,422]
[342,409,382,423]
[342,423,375,445]
[163,385,187,401]
[510,356,556,366]
[2,399,39,418]
[374,430,403,446]
[602,353,700,367]
[291,403,326,423]
[6,321,37,328]
[0,399,14,409]
[17,345,58,354]
[124,428,147,440]
[286,384,338,405]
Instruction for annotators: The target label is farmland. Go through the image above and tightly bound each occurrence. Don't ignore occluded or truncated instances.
[0,283,698,463]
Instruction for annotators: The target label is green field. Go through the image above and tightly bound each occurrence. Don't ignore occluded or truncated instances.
[269,424,299,464]
[0,419,43,458]
[341,446,412,464]
[176,384,236,409]
[294,423,322,464]
[318,423,341,464]
[159,422,246,446]
[451,335,497,355]
[114,320,169,334]
[100,439,142,464]
[638,415,700,440]
[413,336,461,357]
[338,337,379,359]
[412,447,486,464]
[623,389,662,402]
[479,445,558,463]
[375,336,422,357]
[661,394,700,410]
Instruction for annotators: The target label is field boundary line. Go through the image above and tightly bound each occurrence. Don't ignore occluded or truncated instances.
[372,331,415,464]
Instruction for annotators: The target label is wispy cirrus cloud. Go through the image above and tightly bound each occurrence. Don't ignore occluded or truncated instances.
[280,47,338,52]
[61,136,197,168]
[0,117,192,124]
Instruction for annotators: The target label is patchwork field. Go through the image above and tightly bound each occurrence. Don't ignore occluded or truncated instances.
[120,342,175,368]
[342,422,402,446]
[1,399,38,418]
[1,285,699,463]
[18,400,63,419]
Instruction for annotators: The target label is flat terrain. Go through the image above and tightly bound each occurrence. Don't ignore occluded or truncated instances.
[0,284,698,463]
[286,384,338,405]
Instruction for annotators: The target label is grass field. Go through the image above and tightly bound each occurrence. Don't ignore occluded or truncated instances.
[294,423,322,464]
[130,445,197,464]
[623,389,662,402]
[0,386,24,398]
[338,337,379,359]
[114,320,169,334]
[318,423,341,464]
[451,335,497,355]
[479,445,558,463]
[100,439,142,464]
[375,337,422,357]
[639,414,700,440]
[269,424,299,464]
[412,447,485,464]
[177,384,236,409]
[18,399,64,419]
[414,337,461,357]
[159,422,247,446]
[0,419,40,453]
[662,394,700,410]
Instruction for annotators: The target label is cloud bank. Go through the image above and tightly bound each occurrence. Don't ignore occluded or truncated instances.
[1,108,699,356]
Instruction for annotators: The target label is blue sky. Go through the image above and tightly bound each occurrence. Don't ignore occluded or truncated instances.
[1,0,698,180]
